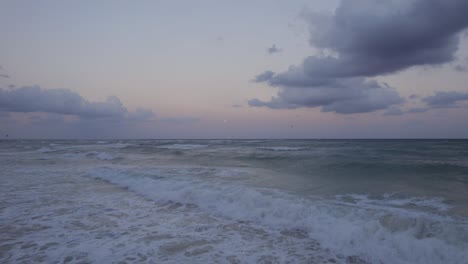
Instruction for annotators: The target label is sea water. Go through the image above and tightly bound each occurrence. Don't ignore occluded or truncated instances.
[1,139,467,263]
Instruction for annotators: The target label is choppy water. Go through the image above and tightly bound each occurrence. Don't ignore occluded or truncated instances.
[1,139,467,263]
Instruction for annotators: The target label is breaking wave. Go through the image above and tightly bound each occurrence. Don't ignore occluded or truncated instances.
[88,167,468,264]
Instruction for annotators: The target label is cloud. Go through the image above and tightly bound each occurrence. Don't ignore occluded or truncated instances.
[249,78,404,114]
[296,0,468,79]
[422,91,468,108]
[407,107,429,113]
[231,104,243,108]
[381,92,468,115]
[267,44,282,54]
[0,86,154,121]
[383,107,404,116]
[0,66,9,78]
[253,71,275,83]
[250,0,468,114]
[454,64,468,72]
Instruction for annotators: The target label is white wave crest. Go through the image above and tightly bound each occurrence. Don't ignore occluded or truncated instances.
[61,151,117,161]
[336,194,453,212]
[95,152,117,160]
[158,144,209,150]
[36,147,54,153]
[88,167,468,264]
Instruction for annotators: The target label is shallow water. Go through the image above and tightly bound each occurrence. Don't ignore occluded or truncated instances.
[1,139,467,263]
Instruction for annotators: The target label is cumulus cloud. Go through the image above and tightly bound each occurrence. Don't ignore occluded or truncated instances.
[253,71,275,83]
[298,0,468,79]
[250,0,468,114]
[0,86,154,121]
[267,44,282,54]
[422,91,468,108]
[249,78,404,114]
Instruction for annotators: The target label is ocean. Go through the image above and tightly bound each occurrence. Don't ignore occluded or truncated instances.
[1,139,467,263]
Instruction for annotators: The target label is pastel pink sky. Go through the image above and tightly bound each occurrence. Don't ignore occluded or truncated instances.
[1,0,468,138]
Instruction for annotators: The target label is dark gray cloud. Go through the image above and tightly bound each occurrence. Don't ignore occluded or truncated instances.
[253,67,338,87]
[297,0,468,80]
[267,44,282,54]
[253,71,275,83]
[383,92,468,115]
[250,0,468,114]
[422,91,468,108]
[249,78,404,114]
[0,86,154,120]
[232,104,243,108]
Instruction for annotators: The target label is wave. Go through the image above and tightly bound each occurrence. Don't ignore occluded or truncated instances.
[108,143,133,149]
[335,194,452,212]
[62,151,118,161]
[258,146,308,151]
[95,152,117,160]
[36,147,54,153]
[88,167,468,264]
[157,144,209,150]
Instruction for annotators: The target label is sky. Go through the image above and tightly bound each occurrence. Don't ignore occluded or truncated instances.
[1,0,468,139]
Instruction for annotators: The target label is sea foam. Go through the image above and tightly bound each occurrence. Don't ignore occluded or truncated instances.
[36,147,54,153]
[88,166,468,264]
[157,144,209,150]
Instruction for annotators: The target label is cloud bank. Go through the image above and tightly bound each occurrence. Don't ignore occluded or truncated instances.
[250,0,468,114]
[249,78,403,114]
[0,86,155,121]
[422,91,468,108]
